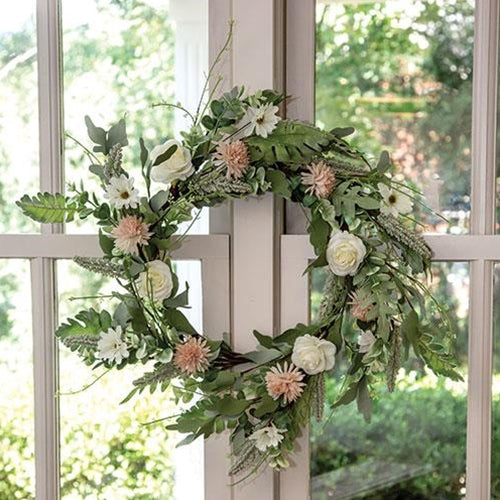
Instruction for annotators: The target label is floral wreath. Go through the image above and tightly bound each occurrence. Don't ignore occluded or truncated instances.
[18,84,460,478]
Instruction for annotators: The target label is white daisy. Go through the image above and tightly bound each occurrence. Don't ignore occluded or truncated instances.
[378,183,413,217]
[97,326,129,364]
[239,103,280,138]
[249,424,284,452]
[104,175,140,209]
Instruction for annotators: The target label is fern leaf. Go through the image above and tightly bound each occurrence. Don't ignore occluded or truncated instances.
[246,120,332,167]
[56,308,112,341]
[16,192,77,223]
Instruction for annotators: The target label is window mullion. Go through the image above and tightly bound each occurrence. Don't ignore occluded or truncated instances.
[34,1,63,499]
[467,0,499,498]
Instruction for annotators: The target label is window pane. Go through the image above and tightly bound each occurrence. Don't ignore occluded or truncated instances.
[310,262,469,499]
[316,0,474,234]
[61,0,209,235]
[0,260,35,498]
[57,259,203,499]
[492,264,500,498]
[0,1,39,233]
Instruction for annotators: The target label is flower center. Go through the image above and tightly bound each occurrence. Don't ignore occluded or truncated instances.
[388,194,397,204]
[120,190,130,199]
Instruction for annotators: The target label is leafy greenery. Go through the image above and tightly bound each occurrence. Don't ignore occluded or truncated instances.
[16,193,78,223]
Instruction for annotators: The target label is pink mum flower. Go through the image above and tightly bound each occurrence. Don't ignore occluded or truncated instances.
[348,290,373,322]
[265,362,306,404]
[213,140,250,179]
[110,215,153,255]
[301,160,336,198]
[174,337,211,375]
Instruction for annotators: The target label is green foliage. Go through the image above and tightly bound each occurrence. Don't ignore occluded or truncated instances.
[311,376,475,499]
[16,192,77,223]
[246,120,332,166]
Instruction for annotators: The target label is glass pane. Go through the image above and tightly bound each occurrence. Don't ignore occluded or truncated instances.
[61,0,209,235]
[0,260,35,498]
[310,262,469,499]
[315,0,474,234]
[492,264,500,498]
[0,1,39,233]
[57,259,203,499]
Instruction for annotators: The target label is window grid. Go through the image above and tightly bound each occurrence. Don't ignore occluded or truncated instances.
[283,1,500,499]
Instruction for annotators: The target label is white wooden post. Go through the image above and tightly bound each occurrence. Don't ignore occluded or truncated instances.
[34,0,63,498]
[229,2,284,499]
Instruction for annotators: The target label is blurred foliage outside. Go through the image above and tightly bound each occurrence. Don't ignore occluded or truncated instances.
[0,1,181,498]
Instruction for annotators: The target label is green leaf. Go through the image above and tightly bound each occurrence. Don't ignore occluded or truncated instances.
[57,308,111,340]
[200,371,237,392]
[401,310,420,346]
[245,348,282,365]
[266,169,291,198]
[331,127,355,138]
[246,120,332,166]
[163,284,190,309]
[253,330,275,349]
[376,151,391,173]
[84,116,106,149]
[356,376,373,423]
[215,396,251,417]
[16,193,77,223]
[253,395,279,418]
[308,211,330,255]
[150,190,169,212]
[153,144,178,166]
[89,164,107,183]
[98,230,114,255]
[332,380,359,408]
[139,138,148,168]
[107,118,128,149]
[163,309,198,335]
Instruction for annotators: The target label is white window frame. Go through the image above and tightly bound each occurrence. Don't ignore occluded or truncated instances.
[4,1,498,499]
[0,1,231,499]
[282,1,500,500]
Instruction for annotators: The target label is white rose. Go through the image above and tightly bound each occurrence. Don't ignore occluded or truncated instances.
[326,231,366,277]
[137,260,173,302]
[150,139,194,184]
[291,334,336,375]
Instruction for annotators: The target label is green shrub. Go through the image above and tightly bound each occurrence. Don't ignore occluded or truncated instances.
[311,374,500,499]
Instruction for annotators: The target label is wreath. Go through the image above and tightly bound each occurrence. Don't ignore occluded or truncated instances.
[18,85,460,479]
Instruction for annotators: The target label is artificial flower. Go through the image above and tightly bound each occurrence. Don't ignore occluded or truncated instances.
[358,331,377,354]
[240,103,280,138]
[291,334,336,375]
[326,231,367,277]
[97,326,129,364]
[348,290,373,322]
[213,140,250,179]
[150,139,194,184]
[110,215,153,255]
[137,260,173,302]
[265,362,306,404]
[301,161,336,198]
[378,182,413,217]
[104,174,139,209]
[174,337,211,375]
[249,425,284,452]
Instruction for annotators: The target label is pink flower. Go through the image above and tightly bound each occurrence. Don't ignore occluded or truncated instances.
[110,215,153,255]
[213,140,250,179]
[348,290,373,322]
[265,362,306,404]
[301,161,336,198]
[174,337,211,375]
